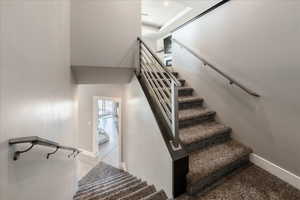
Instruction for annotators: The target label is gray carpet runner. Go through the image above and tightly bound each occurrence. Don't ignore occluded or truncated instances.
[164,72,300,199]
[74,162,168,200]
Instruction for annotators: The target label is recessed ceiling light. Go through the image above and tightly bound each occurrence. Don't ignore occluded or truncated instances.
[164,1,169,6]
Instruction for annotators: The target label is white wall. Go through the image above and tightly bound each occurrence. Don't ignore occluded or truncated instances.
[173,0,300,176]
[123,76,173,197]
[0,1,77,200]
[71,66,134,84]
[71,0,141,68]
[77,84,125,153]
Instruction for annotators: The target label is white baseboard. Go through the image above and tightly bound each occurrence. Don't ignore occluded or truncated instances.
[250,153,300,190]
[120,162,127,171]
[78,148,99,165]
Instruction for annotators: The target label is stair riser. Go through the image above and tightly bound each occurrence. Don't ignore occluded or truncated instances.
[119,185,156,200]
[143,190,168,200]
[78,174,129,191]
[90,179,142,200]
[102,182,148,200]
[79,173,127,188]
[75,177,137,199]
[178,89,193,97]
[179,100,203,110]
[76,176,133,195]
[184,131,231,153]
[179,114,216,129]
[161,89,194,99]
[187,155,250,195]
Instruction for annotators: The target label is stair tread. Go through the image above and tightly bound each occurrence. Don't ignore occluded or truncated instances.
[77,174,132,193]
[86,179,142,200]
[74,177,138,199]
[178,96,203,103]
[142,190,168,200]
[78,172,128,188]
[75,176,135,197]
[179,121,231,145]
[79,173,127,188]
[102,181,148,200]
[187,140,252,185]
[119,185,156,200]
[179,107,215,121]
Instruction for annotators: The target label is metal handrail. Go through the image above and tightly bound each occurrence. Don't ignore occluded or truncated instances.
[173,38,260,97]
[137,37,181,87]
[137,38,182,151]
[9,136,80,160]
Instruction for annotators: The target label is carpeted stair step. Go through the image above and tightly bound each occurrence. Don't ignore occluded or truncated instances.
[178,87,194,96]
[118,185,156,200]
[76,175,134,195]
[179,121,231,152]
[82,178,142,200]
[158,87,194,98]
[74,176,138,200]
[142,190,168,200]
[102,181,148,200]
[77,173,131,193]
[78,172,126,187]
[178,96,203,110]
[187,140,252,195]
[179,108,216,128]
[78,173,128,189]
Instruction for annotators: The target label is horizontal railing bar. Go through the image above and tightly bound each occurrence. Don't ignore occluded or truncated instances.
[141,48,172,88]
[142,64,172,99]
[138,37,181,87]
[141,67,172,116]
[142,63,171,108]
[173,38,260,97]
[141,72,172,124]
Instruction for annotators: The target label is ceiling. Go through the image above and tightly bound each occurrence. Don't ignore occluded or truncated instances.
[142,0,187,28]
[142,0,221,38]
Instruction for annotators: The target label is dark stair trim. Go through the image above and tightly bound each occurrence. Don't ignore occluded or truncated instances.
[137,74,189,198]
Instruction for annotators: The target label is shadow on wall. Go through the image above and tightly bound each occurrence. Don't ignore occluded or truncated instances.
[118,40,140,68]
[2,143,77,200]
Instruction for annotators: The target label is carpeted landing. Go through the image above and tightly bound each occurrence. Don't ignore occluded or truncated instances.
[176,164,300,200]
[75,162,169,200]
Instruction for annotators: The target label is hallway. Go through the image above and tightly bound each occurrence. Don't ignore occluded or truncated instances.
[97,114,120,168]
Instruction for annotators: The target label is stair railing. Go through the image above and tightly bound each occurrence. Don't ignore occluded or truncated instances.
[137,37,182,150]
[173,38,260,97]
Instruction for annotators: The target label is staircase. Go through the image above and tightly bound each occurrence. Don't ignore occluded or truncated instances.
[169,72,252,195]
[74,162,168,200]
[136,37,300,199]
[138,37,252,196]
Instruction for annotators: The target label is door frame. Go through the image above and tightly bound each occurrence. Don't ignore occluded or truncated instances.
[92,96,122,166]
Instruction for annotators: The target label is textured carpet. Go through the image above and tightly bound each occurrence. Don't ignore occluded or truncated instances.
[176,165,300,200]
[75,162,168,200]
[78,161,123,186]
[154,70,300,198]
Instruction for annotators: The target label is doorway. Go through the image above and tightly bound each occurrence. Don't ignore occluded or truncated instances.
[93,97,121,168]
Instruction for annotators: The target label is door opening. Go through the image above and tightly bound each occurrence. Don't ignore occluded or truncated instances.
[93,97,121,168]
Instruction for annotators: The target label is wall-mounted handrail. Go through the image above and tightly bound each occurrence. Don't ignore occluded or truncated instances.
[173,38,260,97]
[137,37,181,87]
[9,136,80,160]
